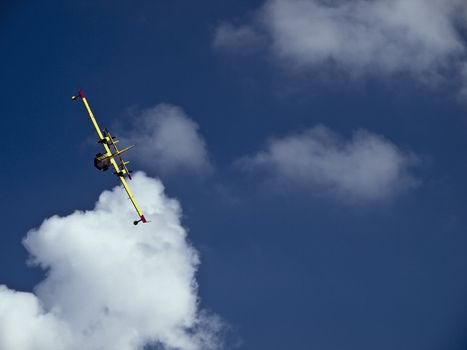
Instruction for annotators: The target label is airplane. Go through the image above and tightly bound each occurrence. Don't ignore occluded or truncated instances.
[72,89,148,225]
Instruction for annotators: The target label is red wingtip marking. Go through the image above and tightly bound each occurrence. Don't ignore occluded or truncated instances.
[79,89,85,98]
[141,215,147,223]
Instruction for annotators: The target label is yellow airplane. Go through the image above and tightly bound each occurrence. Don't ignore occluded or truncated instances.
[72,89,148,225]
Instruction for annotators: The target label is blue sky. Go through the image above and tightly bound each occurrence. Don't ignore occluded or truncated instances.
[2,1,467,349]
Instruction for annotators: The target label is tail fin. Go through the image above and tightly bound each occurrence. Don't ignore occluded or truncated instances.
[112,145,134,158]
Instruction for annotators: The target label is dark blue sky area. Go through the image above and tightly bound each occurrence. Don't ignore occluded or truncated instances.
[2,1,467,349]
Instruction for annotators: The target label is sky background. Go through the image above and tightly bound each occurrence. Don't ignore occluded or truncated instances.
[2,1,467,349]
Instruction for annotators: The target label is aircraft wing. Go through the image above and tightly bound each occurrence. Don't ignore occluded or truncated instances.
[115,168,148,224]
[72,90,106,142]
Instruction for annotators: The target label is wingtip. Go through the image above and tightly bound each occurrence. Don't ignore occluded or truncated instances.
[72,89,85,101]
[133,215,148,225]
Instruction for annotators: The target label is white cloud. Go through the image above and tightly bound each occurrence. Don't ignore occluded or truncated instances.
[213,22,264,52]
[122,104,212,175]
[460,62,467,98]
[215,0,467,86]
[238,126,418,200]
[0,173,222,350]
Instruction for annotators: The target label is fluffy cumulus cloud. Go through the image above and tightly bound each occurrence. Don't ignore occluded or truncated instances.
[122,104,212,175]
[0,173,222,350]
[215,0,467,86]
[238,126,418,200]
